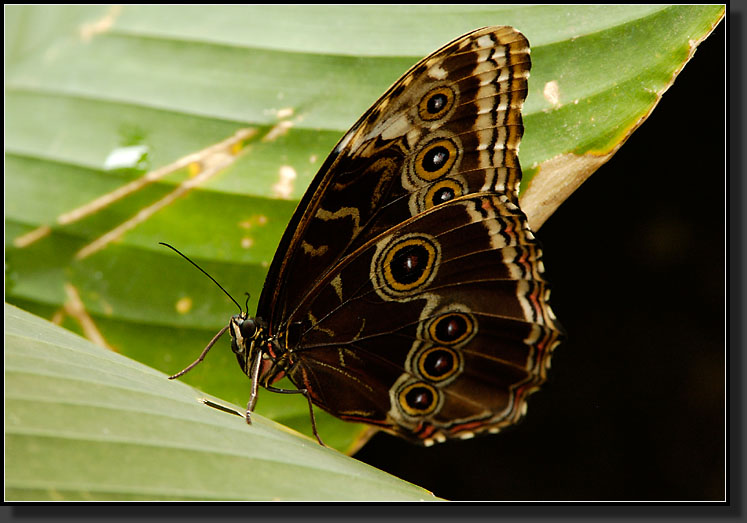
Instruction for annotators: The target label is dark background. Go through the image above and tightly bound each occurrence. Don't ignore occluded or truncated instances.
[354,21,727,501]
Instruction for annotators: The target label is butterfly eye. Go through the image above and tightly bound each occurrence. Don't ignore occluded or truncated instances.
[418,86,456,121]
[239,317,258,339]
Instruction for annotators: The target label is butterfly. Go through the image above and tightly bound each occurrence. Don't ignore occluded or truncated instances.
[170,26,563,447]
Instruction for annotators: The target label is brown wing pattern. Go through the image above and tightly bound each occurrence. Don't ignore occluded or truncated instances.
[285,193,562,444]
[255,26,562,445]
[258,26,532,332]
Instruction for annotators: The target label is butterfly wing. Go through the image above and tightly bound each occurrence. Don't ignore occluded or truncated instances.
[256,26,561,444]
[257,26,531,331]
[284,192,562,444]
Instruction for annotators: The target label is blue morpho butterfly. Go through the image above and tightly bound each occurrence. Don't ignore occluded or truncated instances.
[167,26,563,446]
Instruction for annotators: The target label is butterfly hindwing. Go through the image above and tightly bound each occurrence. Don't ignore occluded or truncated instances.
[282,192,561,443]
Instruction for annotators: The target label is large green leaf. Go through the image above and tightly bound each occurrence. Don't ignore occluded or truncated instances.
[4,304,439,501]
[5,5,724,458]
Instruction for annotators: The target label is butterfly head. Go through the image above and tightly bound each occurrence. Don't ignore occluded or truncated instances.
[228,312,264,374]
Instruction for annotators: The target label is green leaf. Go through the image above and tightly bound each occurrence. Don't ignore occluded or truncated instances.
[4,304,439,501]
[5,5,725,456]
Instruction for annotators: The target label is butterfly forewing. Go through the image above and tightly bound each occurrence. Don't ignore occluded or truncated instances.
[258,26,531,329]
[253,26,562,445]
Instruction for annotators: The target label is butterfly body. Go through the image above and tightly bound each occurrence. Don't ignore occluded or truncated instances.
[185,26,563,446]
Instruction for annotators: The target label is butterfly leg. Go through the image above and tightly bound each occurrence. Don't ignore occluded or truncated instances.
[265,384,325,447]
[168,324,229,379]
[244,351,263,425]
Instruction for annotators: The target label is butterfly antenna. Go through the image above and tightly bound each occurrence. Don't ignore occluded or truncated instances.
[159,242,243,314]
